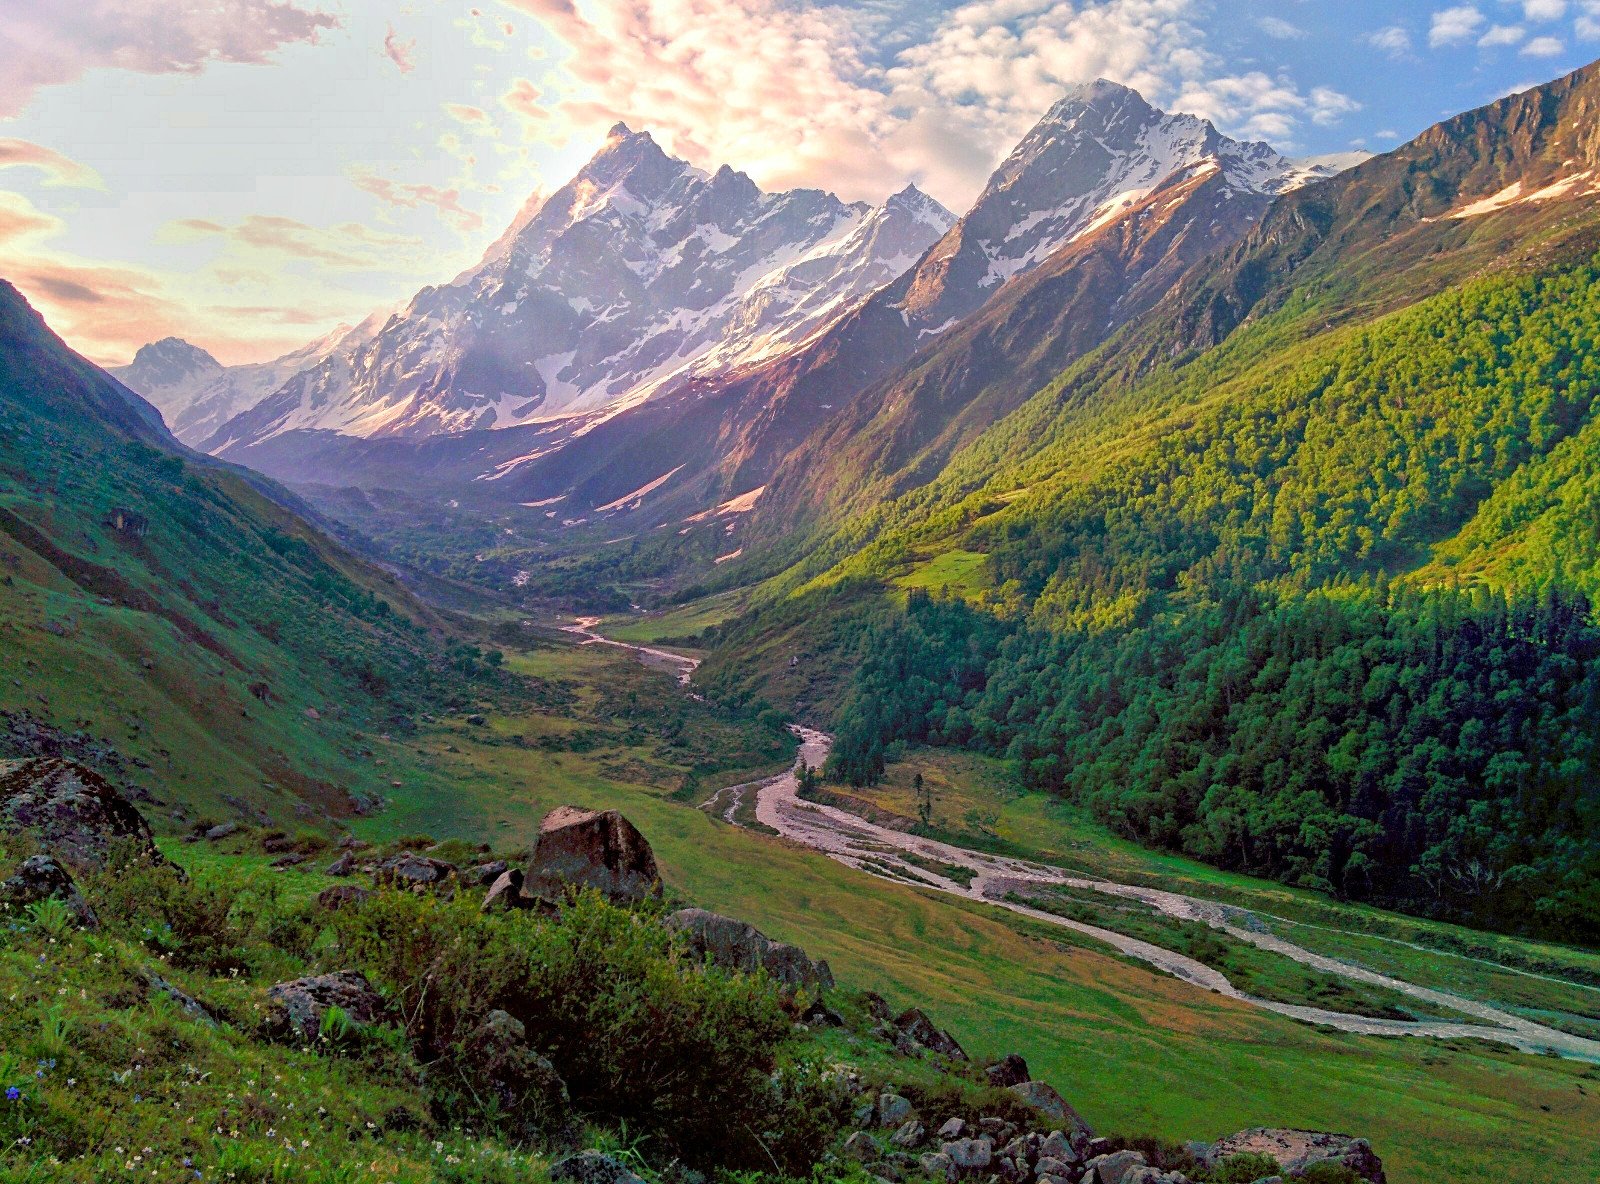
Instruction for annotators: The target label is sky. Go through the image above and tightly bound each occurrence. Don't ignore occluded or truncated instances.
[0,0,1596,367]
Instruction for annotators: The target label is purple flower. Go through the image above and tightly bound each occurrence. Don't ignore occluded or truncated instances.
[5,1087,22,1102]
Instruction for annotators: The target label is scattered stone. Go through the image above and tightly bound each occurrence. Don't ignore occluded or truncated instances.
[894,1007,967,1060]
[316,885,370,912]
[1009,1082,1091,1140]
[843,1131,880,1162]
[1083,1149,1148,1184]
[263,970,383,1042]
[204,822,238,841]
[139,968,216,1026]
[664,907,834,991]
[1204,1130,1386,1184]
[549,1151,648,1184]
[466,714,487,727]
[261,835,295,854]
[890,1118,926,1149]
[802,997,845,1026]
[878,1093,913,1128]
[919,1152,958,1184]
[0,757,169,873]
[452,1009,568,1128]
[481,867,534,912]
[0,854,98,928]
[373,852,458,894]
[941,1136,993,1171]
[985,1053,1031,1088]
[270,853,307,869]
[337,835,368,850]
[304,707,321,721]
[325,851,358,877]
[471,859,509,885]
[524,806,661,906]
[937,1118,967,1141]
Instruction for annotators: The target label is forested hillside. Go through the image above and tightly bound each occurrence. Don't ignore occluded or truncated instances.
[700,65,1600,943]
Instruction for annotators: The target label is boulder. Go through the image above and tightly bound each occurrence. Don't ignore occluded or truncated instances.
[937,1118,967,1141]
[0,854,97,928]
[1009,1082,1092,1141]
[482,867,534,912]
[316,885,370,912]
[263,970,383,1042]
[524,806,661,905]
[0,757,167,873]
[890,1119,926,1149]
[919,1153,958,1184]
[470,859,509,886]
[139,968,216,1027]
[373,852,458,894]
[877,1093,913,1128]
[843,1131,880,1162]
[893,1008,967,1060]
[802,997,845,1027]
[941,1136,993,1171]
[664,908,833,991]
[325,851,358,877]
[1084,1150,1148,1184]
[1041,1131,1082,1166]
[204,822,238,841]
[451,1009,567,1130]
[985,1053,1031,1088]
[1204,1130,1385,1184]
[550,1152,648,1184]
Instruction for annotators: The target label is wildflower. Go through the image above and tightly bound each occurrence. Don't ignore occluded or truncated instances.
[5,1087,21,1102]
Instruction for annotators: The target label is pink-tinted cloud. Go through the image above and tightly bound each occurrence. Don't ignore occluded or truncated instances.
[384,23,417,73]
[446,103,491,125]
[349,169,486,233]
[501,78,550,125]
[0,1,340,117]
[165,214,422,269]
[0,140,105,189]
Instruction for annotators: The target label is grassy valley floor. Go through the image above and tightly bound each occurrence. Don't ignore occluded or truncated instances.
[316,635,1600,1184]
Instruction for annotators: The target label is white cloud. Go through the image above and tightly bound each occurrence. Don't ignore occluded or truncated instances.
[1478,23,1526,45]
[0,1,339,118]
[1520,33,1566,51]
[1522,0,1567,19]
[1257,16,1306,40]
[1430,6,1486,46]
[1580,2,1600,38]
[1363,25,1414,57]
[0,140,106,189]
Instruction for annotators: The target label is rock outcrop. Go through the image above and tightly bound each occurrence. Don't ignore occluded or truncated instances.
[372,853,458,894]
[893,1007,967,1060]
[985,1053,1031,1088]
[1203,1129,1386,1183]
[263,970,384,1042]
[0,757,168,872]
[523,806,661,905]
[0,853,98,928]
[664,907,834,992]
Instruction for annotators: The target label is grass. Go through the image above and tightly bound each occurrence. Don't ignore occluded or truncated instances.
[891,550,991,598]
[598,589,754,645]
[327,648,1600,1184]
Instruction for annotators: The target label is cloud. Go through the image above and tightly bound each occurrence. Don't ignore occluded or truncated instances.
[163,214,424,270]
[446,103,492,125]
[349,169,486,233]
[1478,23,1526,45]
[384,23,417,73]
[0,1,340,118]
[1257,17,1306,40]
[501,77,550,128]
[1522,0,1567,18]
[1520,33,1566,51]
[501,0,1361,209]
[1363,25,1414,56]
[0,193,63,246]
[1430,6,1485,47]
[1581,1,1600,38]
[0,140,105,190]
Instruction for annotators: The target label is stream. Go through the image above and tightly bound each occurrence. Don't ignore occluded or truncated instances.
[571,618,1600,1062]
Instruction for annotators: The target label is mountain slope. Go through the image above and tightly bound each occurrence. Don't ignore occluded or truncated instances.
[442,81,1348,536]
[699,61,1600,940]
[113,317,382,446]
[205,127,952,456]
[0,278,511,827]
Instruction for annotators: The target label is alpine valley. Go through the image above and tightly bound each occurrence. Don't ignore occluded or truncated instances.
[6,39,1600,1184]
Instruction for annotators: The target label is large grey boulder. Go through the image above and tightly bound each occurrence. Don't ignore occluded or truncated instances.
[0,757,168,873]
[941,1137,993,1171]
[919,1152,958,1183]
[1204,1130,1385,1184]
[984,1052,1031,1088]
[664,907,834,991]
[524,806,661,905]
[263,970,383,1043]
[1084,1149,1148,1184]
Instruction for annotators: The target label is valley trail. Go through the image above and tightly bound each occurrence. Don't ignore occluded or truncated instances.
[576,618,1600,1063]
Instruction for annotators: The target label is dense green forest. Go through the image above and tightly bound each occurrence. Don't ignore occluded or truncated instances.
[820,260,1600,941]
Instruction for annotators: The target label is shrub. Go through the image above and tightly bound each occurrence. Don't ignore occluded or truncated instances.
[1206,1152,1283,1182]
